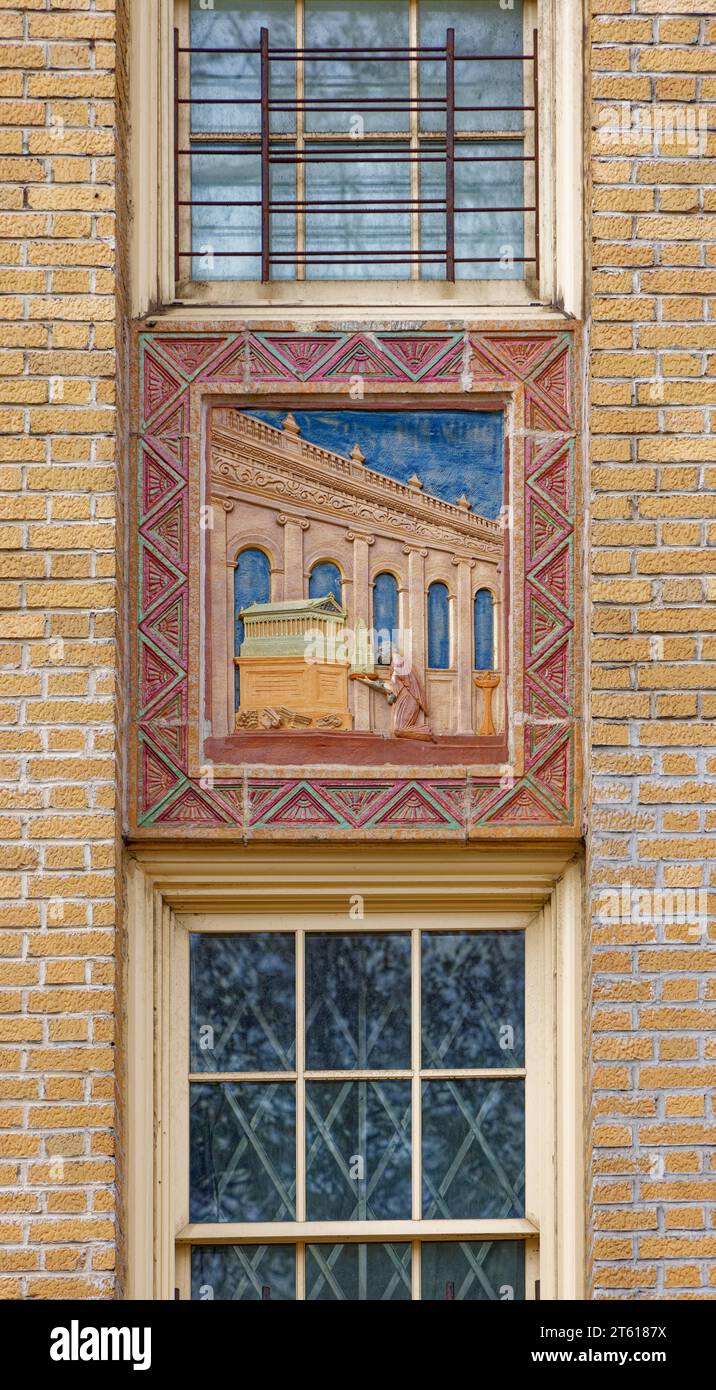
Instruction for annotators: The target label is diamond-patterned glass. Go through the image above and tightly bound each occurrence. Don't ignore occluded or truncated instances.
[306,1243,411,1301]
[306,1080,412,1220]
[421,1240,525,1301]
[422,1079,525,1219]
[190,1082,295,1222]
[191,1244,296,1300]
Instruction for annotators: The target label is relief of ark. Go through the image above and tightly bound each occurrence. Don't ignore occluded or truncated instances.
[207,405,507,767]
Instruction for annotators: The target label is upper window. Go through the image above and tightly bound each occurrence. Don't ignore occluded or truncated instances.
[132,1,583,315]
[175,0,539,297]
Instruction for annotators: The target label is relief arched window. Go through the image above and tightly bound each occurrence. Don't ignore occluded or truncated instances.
[372,572,399,666]
[473,589,495,671]
[309,560,342,605]
[427,581,450,670]
[234,547,271,706]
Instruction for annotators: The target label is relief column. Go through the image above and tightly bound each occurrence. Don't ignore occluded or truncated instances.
[347,531,374,731]
[402,546,427,680]
[277,514,309,600]
[453,555,476,735]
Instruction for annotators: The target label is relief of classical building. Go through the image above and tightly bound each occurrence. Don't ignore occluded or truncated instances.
[208,408,505,749]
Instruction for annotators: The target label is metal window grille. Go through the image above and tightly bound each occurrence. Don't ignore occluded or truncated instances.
[174,26,539,285]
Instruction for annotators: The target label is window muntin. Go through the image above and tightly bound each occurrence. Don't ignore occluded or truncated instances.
[185,923,530,1300]
[179,0,536,288]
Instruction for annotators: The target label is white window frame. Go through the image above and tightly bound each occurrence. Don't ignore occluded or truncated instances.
[129,0,583,318]
[125,844,584,1300]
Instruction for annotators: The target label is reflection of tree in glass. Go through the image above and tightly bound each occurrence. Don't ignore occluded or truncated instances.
[422,932,524,1069]
[191,1243,296,1301]
[190,934,295,1073]
[305,933,411,1070]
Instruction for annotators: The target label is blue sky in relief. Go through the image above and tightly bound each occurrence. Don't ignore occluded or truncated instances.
[246,408,504,520]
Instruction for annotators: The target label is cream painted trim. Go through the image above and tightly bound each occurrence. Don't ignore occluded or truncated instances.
[554,858,586,1299]
[127,842,577,912]
[129,0,174,315]
[130,0,584,319]
[125,861,154,1300]
[178,1219,538,1242]
[125,842,585,1300]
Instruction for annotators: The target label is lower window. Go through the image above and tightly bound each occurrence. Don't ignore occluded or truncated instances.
[192,1239,526,1301]
[176,920,545,1300]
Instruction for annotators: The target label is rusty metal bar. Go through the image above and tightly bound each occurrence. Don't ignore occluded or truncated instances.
[177,251,537,263]
[445,28,455,282]
[179,150,534,161]
[180,46,536,60]
[260,26,270,283]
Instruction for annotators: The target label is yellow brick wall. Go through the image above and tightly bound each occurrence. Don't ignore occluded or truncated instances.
[0,0,124,1297]
[589,0,716,1299]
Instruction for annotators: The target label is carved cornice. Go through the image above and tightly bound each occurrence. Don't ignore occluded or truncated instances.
[211,409,502,556]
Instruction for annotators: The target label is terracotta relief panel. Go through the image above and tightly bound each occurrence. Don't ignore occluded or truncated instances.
[130,324,580,839]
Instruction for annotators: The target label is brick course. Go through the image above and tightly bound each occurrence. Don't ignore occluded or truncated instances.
[589,0,716,1299]
[0,0,124,1298]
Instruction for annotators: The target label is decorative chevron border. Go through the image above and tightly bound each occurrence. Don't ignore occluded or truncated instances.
[132,325,579,837]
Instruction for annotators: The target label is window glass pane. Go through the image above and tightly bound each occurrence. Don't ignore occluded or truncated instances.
[304,1,410,136]
[190,0,296,136]
[421,1239,525,1301]
[304,147,411,280]
[419,0,525,136]
[307,1242,412,1300]
[190,147,295,282]
[421,931,524,1069]
[305,932,411,1069]
[306,1080,412,1220]
[422,1079,525,1218]
[420,139,525,281]
[191,1244,296,1300]
[190,933,294,1073]
[187,1,531,285]
[190,1082,295,1222]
